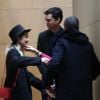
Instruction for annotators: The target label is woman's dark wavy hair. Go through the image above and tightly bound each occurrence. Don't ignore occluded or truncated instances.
[44,7,63,24]
[64,16,79,31]
[11,32,28,45]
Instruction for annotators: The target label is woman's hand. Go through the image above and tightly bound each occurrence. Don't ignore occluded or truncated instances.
[25,45,52,64]
[46,89,55,99]
[41,57,51,64]
[41,54,52,64]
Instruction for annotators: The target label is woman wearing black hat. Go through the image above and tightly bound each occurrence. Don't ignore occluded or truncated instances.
[4,24,49,100]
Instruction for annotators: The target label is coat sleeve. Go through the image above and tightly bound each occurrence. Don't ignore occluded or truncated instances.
[45,40,64,86]
[7,49,41,67]
[27,71,45,91]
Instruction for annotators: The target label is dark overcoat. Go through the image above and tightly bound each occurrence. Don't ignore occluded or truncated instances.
[37,27,64,55]
[37,27,64,100]
[37,27,64,75]
[4,47,43,100]
[46,31,100,100]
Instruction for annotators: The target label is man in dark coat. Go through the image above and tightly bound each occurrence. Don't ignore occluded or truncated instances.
[37,7,64,56]
[44,16,100,100]
[37,7,64,100]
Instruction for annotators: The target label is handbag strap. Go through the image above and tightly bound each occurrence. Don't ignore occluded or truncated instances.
[0,67,20,88]
[12,68,20,88]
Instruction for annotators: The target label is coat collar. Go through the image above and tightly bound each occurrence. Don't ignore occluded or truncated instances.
[14,44,24,56]
[64,30,89,44]
[5,44,24,56]
[51,27,64,45]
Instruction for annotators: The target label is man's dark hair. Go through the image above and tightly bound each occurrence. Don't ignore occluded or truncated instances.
[44,7,63,23]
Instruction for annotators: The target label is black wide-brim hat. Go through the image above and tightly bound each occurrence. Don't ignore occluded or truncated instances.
[9,24,31,42]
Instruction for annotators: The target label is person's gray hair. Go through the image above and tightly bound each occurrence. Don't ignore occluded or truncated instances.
[64,16,79,31]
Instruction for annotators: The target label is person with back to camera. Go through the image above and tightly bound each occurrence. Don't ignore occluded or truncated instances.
[42,16,100,100]
[26,16,100,100]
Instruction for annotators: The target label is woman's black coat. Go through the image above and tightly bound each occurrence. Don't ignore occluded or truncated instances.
[4,48,43,100]
[45,31,100,100]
